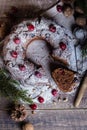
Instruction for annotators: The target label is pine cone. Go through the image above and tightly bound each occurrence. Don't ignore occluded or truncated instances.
[11,104,27,122]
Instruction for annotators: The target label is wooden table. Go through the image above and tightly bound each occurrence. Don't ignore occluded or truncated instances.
[0,0,87,130]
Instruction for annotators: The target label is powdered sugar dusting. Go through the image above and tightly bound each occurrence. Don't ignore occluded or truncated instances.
[2,17,80,103]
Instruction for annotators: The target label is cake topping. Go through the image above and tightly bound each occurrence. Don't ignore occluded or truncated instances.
[34,71,42,78]
[59,68,65,75]
[51,89,58,96]
[11,51,18,58]
[56,5,63,13]
[27,24,34,31]
[38,96,44,103]
[13,37,20,44]
[49,24,56,33]
[19,64,26,71]
[29,104,37,110]
[59,42,66,50]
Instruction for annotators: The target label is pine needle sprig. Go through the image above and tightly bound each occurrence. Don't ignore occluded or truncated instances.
[0,68,33,104]
[82,48,87,57]
[81,39,87,57]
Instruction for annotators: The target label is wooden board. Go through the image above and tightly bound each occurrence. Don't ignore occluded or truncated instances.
[0,109,87,130]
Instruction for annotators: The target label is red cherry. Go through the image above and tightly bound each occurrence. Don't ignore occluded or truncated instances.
[56,5,62,13]
[29,104,37,110]
[13,37,20,44]
[35,71,42,78]
[27,24,34,31]
[49,24,56,33]
[59,42,66,50]
[11,51,18,58]
[38,96,44,103]
[19,64,26,71]
[59,68,65,75]
[51,89,58,96]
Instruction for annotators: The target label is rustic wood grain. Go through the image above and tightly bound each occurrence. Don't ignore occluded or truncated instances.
[0,109,87,130]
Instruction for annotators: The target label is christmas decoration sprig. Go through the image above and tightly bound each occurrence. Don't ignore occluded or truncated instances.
[0,68,33,104]
[81,39,87,57]
[82,43,87,57]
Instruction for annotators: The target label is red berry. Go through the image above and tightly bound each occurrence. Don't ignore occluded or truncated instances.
[51,89,58,96]
[27,24,34,31]
[29,104,37,110]
[19,64,26,71]
[56,5,62,13]
[59,42,66,50]
[59,68,65,75]
[35,71,42,78]
[38,96,44,103]
[60,70,65,75]
[49,24,56,33]
[11,51,18,58]
[13,37,20,44]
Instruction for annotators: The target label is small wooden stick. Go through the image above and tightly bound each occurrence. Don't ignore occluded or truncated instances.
[74,76,87,107]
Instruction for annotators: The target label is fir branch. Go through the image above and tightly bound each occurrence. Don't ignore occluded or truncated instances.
[82,45,87,57]
[81,39,87,57]
[0,68,33,104]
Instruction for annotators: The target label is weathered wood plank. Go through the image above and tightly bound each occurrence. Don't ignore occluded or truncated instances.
[0,109,87,130]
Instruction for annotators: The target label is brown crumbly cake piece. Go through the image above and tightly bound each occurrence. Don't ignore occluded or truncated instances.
[52,68,75,92]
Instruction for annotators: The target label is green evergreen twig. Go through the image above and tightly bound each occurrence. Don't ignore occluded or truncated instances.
[82,44,87,57]
[81,39,87,57]
[0,68,33,104]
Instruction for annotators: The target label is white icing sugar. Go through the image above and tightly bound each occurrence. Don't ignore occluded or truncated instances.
[6,61,35,80]
[24,67,49,85]
[2,17,79,104]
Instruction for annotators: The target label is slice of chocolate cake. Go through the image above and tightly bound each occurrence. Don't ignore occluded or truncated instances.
[52,68,76,92]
